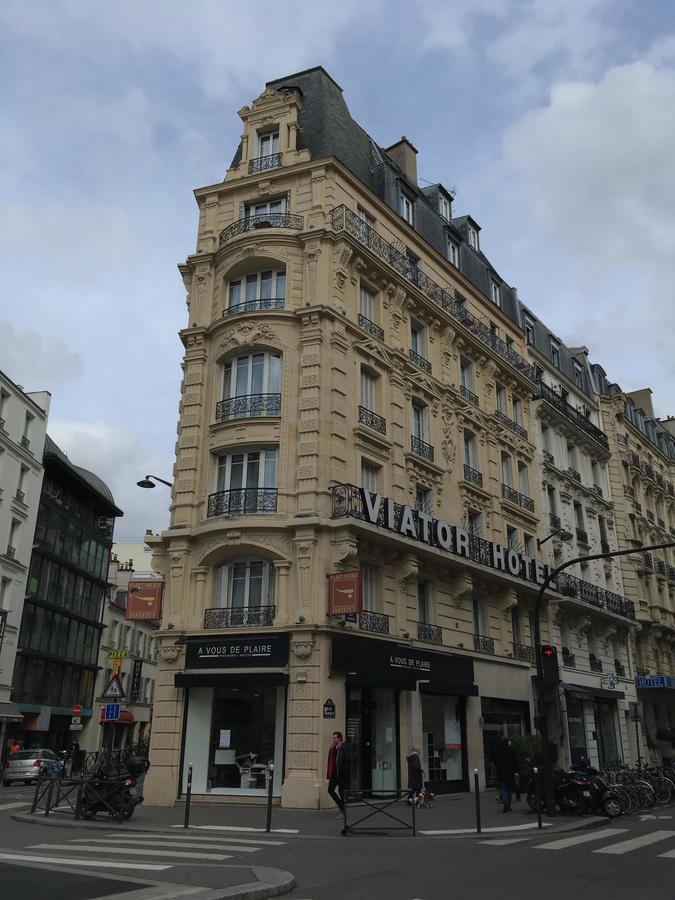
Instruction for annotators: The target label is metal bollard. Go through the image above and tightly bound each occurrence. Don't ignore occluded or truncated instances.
[31,766,43,814]
[474,769,481,834]
[184,762,193,829]
[411,788,417,837]
[75,773,84,821]
[266,763,274,833]
[534,767,543,830]
[44,777,54,818]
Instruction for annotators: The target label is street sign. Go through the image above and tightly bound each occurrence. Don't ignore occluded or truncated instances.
[49,761,61,775]
[102,675,125,700]
[69,723,83,731]
[70,715,81,726]
[71,704,83,716]
[104,703,120,721]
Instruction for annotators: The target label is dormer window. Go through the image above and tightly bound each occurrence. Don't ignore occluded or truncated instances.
[490,280,501,308]
[447,238,459,268]
[573,362,583,388]
[439,196,451,222]
[399,191,414,225]
[250,131,281,173]
[468,225,479,251]
[550,340,560,369]
[525,317,535,346]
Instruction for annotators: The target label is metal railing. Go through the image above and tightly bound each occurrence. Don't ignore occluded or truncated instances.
[417,622,442,644]
[556,572,635,619]
[207,488,278,517]
[562,650,576,668]
[220,212,304,245]
[358,406,387,434]
[512,643,534,663]
[14,490,25,503]
[358,313,384,340]
[536,381,609,449]
[248,153,282,173]
[359,611,390,635]
[550,513,561,530]
[576,528,588,544]
[204,606,275,628]
[502,484,534,512]
[463,464,483,488]
[658,518,666,530]
[590,657,603,673]
[669,565,675,582]
[474,634,495,654]
[460,384,479,406]
[0,417,4,431]
[225,297,285,316]
[568,468,581,483]
[411,435,434,461]
[623,484,634,497]
[409,348,432,373]
[543,449,554,465]
[216,393,281,420]
[20,435,30,449]
[494,409,528,440]
[642,553,654,572]
[615,660,626,677]
[641,462,655,480]
[617,433,628,446]
[6,545,15,559]
[654,557,667,577]
[646,510,655,523]
[331,205,537,382]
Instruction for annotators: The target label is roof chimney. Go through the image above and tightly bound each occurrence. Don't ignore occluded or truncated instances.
[386,136,418,186]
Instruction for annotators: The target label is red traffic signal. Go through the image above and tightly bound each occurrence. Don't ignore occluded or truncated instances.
[540,644,560,686]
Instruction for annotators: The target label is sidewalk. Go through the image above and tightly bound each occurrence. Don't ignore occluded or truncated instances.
[13,789,606,839]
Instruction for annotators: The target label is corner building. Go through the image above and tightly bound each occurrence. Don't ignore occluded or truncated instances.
[145,67,596,807]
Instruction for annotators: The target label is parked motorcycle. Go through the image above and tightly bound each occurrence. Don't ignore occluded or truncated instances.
[79,756,147,820]
[526,769,589,816]
[579,769,622,818]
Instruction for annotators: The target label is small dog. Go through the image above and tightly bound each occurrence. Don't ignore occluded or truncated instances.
[415,788,435,809]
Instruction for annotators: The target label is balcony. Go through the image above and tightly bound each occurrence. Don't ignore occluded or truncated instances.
[646,510,655,523]
[502,484,535,513]
[623,484,634,498]
[474,634,495,654]
[562,649,576,668]
[615,660,626,678]
[216,393,281,421]
[359,611,390,635]
[219,212,304,245]
[549,513,561,531]
[641,553,654,573]
[658,518,666,530]
[568,468,581,483]
[248,152,282,174]
[20,435,30,449]
[14,490,25,504]
[641,461,655,481]
[536,381,609,450]
[635,501,643,514]
[589,656,603,673]
[204,606,275,628]
[654,557,667,578]
[0,417,4,431]
[576,528,589,545]
[417,622,443,644]
[358,313,384,341]
[669,565,675,582]
[629,451,641,468]
[331,205,536,383]
[463,464,483,488]
[668,483,674,497]
[225,297,285,316]
[207,488,278,517]
[460,384,479,406]
[592,485,603,497]
[411,435,434,462]
[409,348,432,373]
[512,643,534,664]
[494,409,528,440]
[543,449,554,465]
[556,572,635,620]
[617,433,628,446]
[6,546,15,559]
[358,406,387,435]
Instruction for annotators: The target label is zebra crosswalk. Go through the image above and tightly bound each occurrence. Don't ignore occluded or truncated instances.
[480,826,675,859]
[8,829,287,873]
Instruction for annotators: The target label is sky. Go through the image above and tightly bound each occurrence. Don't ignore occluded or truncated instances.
[1,0,674,541]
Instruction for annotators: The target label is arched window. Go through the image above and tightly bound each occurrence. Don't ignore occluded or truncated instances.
[213,560,275,626]
[227,269,286,315]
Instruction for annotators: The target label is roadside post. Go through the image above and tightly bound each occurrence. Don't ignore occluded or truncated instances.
[266,762,274,833]
[183,761,193,829]
[474,769,481,834]
[533,766,543,830]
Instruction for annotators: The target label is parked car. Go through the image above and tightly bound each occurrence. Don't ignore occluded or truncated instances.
[2,748,60,785]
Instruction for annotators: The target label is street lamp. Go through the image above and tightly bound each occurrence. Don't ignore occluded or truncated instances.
[537,528,573,552]
[533,539,675,815]
[136,475,173,489]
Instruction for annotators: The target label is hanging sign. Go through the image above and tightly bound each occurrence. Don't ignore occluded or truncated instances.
[129,659,143,703]
[323,699,336,719]
[126,581,164,621]
[328,571,362,616]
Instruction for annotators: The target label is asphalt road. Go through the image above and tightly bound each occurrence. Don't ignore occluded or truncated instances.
[1,784,674,899]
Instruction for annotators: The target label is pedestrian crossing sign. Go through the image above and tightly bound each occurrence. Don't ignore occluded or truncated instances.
[102,674,125,699]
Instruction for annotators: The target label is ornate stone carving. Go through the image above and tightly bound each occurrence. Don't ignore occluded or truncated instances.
[291,639,315,660]
[216,322,279,357]
[499,589,519,621]
[160,645,182,664]
[449,572,474,608]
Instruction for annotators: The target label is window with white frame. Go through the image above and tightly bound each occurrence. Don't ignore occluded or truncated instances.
[524,533,535,557]
[518,462,529,496]
[215,560,275,610]
[228,270,285,311]
[361,460,380,494]
[258,130,280,158]
[473,595,488,635]
[501,453,513,487]
[412,401,429,442]
[361,564,377,612]
[496,382,507,413]
[490,280,501,308]
[415,484,434,515]
[399,191,414,225]
[417,582,430,623]
[550,340,560,368]
[7,518,19,554]
[464,430,478,469]
[467,509,483,537]
[573,362,583,387]
[439,196,451,222]
[525,317,535,346]
[507,526,519,551]
[460,356,474,392]
[547,484,558,516]
[244,197,286,219]
[512,398,523,426]
[410,320,427,359]
[447,238,459,267]
[0,576,11,610]
[216,447,278,512]
[359,285,376,323]
[357,206,374,228]
[109,620,118,648]
[541,424,553,455]
[222,352,281,417]
[360,368,377,411]
[468,225,479,250]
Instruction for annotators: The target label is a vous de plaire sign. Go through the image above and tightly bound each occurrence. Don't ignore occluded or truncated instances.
[356,489,550,587]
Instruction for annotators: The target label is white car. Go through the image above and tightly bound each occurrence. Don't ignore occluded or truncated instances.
[2,748,60,785]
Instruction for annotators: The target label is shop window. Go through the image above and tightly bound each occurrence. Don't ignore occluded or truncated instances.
[422,694,465,789]
[214,560,275,613]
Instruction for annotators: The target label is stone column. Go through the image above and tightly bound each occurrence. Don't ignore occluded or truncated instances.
[281,631,321,809]
[142,644,185,806]
[274,560,292,625]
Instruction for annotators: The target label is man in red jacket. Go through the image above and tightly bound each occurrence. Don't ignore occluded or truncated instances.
[326,731,349,818]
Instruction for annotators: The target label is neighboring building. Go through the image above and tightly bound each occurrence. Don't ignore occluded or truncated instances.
[591,372,675,762]
[79,549,160,753]
[522,314,638,769]
[0,371,50,756]
[9,436,122,750]
[112,540,158,575]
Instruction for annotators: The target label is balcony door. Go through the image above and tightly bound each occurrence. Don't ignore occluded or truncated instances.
[214,560,275,626]
[217,448,277,513]
[222,352,281,418]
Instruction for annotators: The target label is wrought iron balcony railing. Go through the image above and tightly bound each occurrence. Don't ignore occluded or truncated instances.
[417,622,442,644]
[225,297,285,316]
[669,565,675,582]
[409,348,432,373]
[494,409,528,440]
[216,393,281,421]
[629,451,641,468]
[654,557,667,577]
[358,406,387,434]
[658,518,666,530]
[331,205,537,383]
[512,643,534,663]
[556,571,635,619]
[536,381,609,449]
[623,484,634,498]
[474,634,495,654]
[463,464,483,488]
[358,313,384,341]
[460,384,479,406]
[549,513,561,530]
[641,462,655,480]
[411,435,434,462]
[6,546,15,559]
[590,656,603,673]
[562,649,576,668]
[502,484,535,512]
[642,553,654,572]
[0,417,4,431]
[635,501,642,514]
[655,472,665,489]
[615,660,626,677]
[20,435,30,449]
[207,488,278,517]
[543,449,554,465]
[219,212,304,245]
[576,528,589,544]
[646,510,655,523]
[568,467,581,483]
[359,611,390,635]
[248,153,282,174]
[204,605,275,628]
[14,490,25,504]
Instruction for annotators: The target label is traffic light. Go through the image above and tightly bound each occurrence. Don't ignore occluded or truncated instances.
[540,645,560,687]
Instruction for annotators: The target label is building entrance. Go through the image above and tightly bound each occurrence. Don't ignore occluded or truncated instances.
[346,686,399,793]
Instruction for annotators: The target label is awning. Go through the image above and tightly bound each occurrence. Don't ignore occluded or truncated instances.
[0,701,24,722]
[563,683,625,702]
[175,671,288,689]
[99,709,134,725]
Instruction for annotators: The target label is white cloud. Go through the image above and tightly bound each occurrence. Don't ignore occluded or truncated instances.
[0,319,83,389]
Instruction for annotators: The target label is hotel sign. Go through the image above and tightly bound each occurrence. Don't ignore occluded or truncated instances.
[635,675,675,689]
[353,489,550,586]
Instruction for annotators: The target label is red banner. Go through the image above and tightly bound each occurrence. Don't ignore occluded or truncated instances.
[328,571,362,616]
[126,581,164,621]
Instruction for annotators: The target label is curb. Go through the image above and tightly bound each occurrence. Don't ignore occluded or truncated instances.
[180,866,296,900]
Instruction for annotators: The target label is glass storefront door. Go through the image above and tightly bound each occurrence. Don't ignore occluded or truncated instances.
[421,694,467,792]
[567,699,588,768]
[594,700,621,768]
[481,698,529,787]
[346,686,399,794]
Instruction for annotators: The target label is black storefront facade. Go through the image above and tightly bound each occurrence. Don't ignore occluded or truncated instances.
[331,634,477,794]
